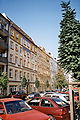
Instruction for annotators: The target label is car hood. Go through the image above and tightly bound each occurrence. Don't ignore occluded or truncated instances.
[6,109,49,120]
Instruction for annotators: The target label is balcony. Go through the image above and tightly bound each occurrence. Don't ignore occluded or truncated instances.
[0,24,9,36]
[0,56,7,64]
[0,38,8,51]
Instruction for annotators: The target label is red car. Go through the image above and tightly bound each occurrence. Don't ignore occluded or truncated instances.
[27,97,70,120]
[0,98,51,120]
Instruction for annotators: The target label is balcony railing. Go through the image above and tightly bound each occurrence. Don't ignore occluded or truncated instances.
[0,57,7,63]
[0,24,9,36]
[0,38,8,50]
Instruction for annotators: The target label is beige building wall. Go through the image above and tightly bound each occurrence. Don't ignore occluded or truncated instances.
[8,23,37,94]
[36,46,51,91]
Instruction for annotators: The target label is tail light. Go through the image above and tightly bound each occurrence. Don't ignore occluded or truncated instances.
[59,108,66,115]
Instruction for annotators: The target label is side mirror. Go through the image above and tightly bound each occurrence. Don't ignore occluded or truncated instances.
[0,110,5,114]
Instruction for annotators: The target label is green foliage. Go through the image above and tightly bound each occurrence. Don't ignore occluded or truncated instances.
[58,1,80,81]
[21,76,28,88]
[0,72,8,90]
[46,80,49,88]
[55,68,68,89]
[35,79,40,89]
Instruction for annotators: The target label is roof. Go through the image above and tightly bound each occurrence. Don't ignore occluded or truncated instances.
[0,98,21,102]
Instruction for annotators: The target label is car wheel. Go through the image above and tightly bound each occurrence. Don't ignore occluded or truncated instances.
[48,115,56,120]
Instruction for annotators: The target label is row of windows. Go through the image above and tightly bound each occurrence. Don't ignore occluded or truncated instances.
[10,30,35,51]
[9,68,35,81]
[9,54,37,70]
[10,40,36,59]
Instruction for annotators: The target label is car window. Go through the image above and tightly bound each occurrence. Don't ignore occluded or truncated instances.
[64,96,69,101]
[41,99,53,107]
[5,100,32,114]
[0,102,4,109]
[51,98,68,107]
[28,98,40,106]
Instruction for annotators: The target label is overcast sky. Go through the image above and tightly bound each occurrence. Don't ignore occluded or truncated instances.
[0,0,80,58]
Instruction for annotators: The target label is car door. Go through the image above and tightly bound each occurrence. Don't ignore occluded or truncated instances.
[39,98,56,116]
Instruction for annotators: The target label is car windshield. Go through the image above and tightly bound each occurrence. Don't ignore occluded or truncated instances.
[51,98,68,107]
[5,100,32,114]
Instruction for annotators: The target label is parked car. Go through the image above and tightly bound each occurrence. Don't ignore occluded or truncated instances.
[0,98,51,120]
[44,93,70,104]
[7,90,27,100]
[27,97,70,120]
[74,91,79,101]
[27,92,41,99]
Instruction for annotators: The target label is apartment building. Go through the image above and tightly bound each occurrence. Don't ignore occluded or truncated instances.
[0,13,9,93]
[8,20,38,94]
[36,46,51,91]
[0,13,58,94]
[50,57,58,89]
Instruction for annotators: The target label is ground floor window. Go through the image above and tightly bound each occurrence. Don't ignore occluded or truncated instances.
[9,85,17,93]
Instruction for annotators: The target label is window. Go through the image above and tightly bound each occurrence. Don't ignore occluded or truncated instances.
[24,50,26,56]
[9,69,13,78]
[10,41,14,49]
[20,37,23,45]
[20,71,22,80]
[24,60,26,66]
[15,44,18,52]
[20,58,22,67]
[0,102,4,109]
[41,99,53,107]
[28,98,40,106]
[32,45,34,52]
[24,39,26,46]
[11,30,14,36]
[27,52,30,58]
[20,47,22,56]
[27,73,29,79]
[24,72,26,77]
[15,70,18,80]
[27,42,30,49]
[10,54,13,63]
[15,56,18,65]
[16,33,19,39]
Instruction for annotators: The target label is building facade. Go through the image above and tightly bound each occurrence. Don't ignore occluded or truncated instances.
[0,13,58,94]
[0,13,9,94]
[36,47,51,91]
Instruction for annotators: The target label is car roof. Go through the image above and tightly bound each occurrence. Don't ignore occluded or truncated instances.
[0,98,21,102]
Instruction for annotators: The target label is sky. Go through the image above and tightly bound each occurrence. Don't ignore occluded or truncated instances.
[0,0,80,58]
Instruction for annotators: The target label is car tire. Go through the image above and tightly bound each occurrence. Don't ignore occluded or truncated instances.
[48,115,56,120]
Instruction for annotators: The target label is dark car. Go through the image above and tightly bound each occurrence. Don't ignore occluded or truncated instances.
[27,92,41,99]
[8,90,27,100]
[27,97,70,120]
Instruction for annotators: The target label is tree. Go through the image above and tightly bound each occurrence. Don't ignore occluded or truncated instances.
[58,1,80,81]
[21,76,28,88]
[55,68,68,90]
[35,79,40,89]
[0,72,8,95]
[21,76,29,94]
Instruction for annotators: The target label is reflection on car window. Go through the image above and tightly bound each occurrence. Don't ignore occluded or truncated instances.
[41,99,53,107]
[51,98,68,107]
[5,100,32,114]
[28,98,40,106]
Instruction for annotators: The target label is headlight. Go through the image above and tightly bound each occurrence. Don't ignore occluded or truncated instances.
[48,119,51,120]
